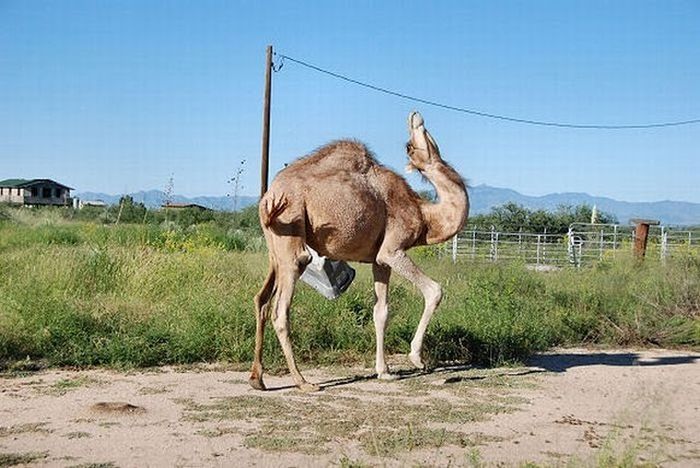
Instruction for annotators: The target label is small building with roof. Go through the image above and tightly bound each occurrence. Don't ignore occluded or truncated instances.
[161,202,211,211]
[78,199,108,209]
[0,179,74,207]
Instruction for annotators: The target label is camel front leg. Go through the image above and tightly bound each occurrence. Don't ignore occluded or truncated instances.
[271,268,320,392]
[372,263,393,379]
[377,249,442,370]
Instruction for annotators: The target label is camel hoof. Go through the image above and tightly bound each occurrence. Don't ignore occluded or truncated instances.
[377,373,398,381]
[249,377,266,391]
[409,352,425,370]
[298,382,321,393]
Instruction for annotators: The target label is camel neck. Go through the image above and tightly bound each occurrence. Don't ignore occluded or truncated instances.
[419,162,469,245]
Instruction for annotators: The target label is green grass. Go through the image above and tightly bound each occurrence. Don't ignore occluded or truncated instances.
[0,217,698,370]
[39,376,102,395]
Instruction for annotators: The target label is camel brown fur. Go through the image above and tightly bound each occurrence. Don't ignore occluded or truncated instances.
[250,112,469,392]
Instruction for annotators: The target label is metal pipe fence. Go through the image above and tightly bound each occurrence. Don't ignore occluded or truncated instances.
[448,223,699,267]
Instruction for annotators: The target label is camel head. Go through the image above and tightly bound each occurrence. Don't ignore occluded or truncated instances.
[405,111,442,173]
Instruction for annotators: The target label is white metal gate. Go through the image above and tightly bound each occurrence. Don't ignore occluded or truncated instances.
[449,223,698,267]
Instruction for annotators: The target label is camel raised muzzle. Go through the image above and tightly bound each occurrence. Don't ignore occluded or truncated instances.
[405,111,441,172]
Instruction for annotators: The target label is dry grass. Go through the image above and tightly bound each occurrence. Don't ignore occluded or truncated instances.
[0,451,47,467]
[0,423,52,438]
[177,368,535,457]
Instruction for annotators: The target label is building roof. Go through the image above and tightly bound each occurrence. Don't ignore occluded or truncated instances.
[0,178,74,190]
[81,200,107,206]
[161,202,211,210]
[0,178,29,187]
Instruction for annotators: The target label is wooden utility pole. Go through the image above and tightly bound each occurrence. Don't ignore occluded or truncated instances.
[260,45,273,198]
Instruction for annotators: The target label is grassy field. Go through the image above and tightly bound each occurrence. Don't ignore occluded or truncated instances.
[0,209,698,371]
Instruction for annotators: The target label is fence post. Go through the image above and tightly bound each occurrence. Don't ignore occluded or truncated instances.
[518,228,523,256]
[451,234,458,264]
[599,229,604,260]
[613,225,618,251]
[536,234,542,265]
[489,226,497,262]
[495,232,499,261]
[471,228,476,258]
[661,229,668,262]
[631,218,660,260]
[567,227,577,267]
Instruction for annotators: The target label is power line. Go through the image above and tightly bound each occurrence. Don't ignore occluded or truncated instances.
[275,53,700,130]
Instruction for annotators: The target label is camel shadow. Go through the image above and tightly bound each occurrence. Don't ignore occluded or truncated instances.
[264,366,459,392]
[317,364,487,390]
[265,363,544,392]
[264,369,426,392]
[528,352,700,373]
[264,352,699,391]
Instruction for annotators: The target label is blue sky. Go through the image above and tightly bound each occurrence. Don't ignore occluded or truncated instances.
[1,1,699,202]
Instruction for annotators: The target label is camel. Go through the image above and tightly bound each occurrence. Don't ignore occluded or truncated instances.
[250,111,469,391]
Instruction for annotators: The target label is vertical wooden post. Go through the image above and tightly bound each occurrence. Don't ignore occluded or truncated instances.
[634,223,650,258]
[260,45,273,198]
[631,218,660,259]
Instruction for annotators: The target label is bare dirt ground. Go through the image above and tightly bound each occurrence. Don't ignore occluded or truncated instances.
[1,348,698,467]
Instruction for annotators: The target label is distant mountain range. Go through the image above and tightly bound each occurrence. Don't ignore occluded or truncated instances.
[468,185,700,226]
[75,190,258,212]
[75,185,700,226]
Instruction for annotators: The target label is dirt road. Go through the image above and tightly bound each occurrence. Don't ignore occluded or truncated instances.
[1,348,698,467]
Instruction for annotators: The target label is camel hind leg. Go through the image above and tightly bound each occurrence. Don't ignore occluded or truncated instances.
[257,231,316,391]
[270,260,318,392]
[250,266,276,390]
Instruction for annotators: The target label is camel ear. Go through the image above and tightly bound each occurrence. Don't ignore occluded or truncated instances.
[425,129,441,160]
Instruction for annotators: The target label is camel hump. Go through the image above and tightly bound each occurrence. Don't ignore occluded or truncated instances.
[259,191,289,227]
[296,140,378,174]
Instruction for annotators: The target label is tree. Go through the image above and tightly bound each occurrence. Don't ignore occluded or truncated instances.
[492,202,529,231]
[108,196,147,224]
[467,203,617,233]
[175,207,215,227]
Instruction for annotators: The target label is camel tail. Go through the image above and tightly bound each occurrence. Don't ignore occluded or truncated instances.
[260,192,289,227]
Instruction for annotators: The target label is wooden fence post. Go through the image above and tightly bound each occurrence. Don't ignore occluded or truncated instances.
[631,218,660,259]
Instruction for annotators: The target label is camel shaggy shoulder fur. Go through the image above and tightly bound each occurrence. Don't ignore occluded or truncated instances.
[250,112,469,391]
